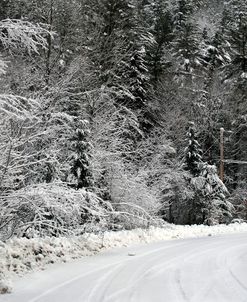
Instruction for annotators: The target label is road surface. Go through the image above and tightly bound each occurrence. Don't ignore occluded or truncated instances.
[2,233,247,302]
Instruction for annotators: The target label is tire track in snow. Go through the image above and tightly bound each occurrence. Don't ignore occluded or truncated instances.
[104,240,221,302]
[3,233,247,302]
[85,241,189,302]
[26,241,188,302]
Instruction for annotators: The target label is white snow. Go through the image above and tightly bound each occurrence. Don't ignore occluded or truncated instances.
[1,231,247,301]
[0,279,13,294]
[1,222,247,295]
[241,72,247,79]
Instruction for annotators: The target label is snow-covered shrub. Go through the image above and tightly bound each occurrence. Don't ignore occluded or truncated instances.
[131,130,195,225]
[190,164,233,224]
[0,184,114,241]
[108,163,160,229]
[89,95,161,228]
[158,167,195,224]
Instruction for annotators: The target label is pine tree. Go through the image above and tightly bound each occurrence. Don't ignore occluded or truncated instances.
[182,123,233,225]
[171,0,203,88]
[70,126,93,190]
[184,122,203,176]
[223,0,247,75]
[85,0,155,131]
[218,0,247,188]
[140,0,173,83]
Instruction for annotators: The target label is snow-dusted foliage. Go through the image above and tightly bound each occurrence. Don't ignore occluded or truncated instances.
[70,127,93,189]
[0,19,49,54]
[0,95,41,190]
[0,18,49,76]
[0,0,246,246]
[191,163,233,225]
[0,57,7,76]
[229,183,247,221]
[108,164,161,229]
[0,94,90,190]
[159,167,195,225]
[172,124,234,225]
[171,0,202,79]
[184,122,203,176]
[0,183,114,241]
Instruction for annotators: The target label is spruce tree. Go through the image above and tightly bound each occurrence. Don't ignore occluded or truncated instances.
[184,122,203,176]
[141,0,173,83]
[87,0,155,130]
[224,0,247,74]
[171,0,203,88]
[219,0,247,188]
[70,127,93,190]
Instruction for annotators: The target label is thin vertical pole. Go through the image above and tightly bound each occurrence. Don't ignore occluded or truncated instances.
[220,128,224,182]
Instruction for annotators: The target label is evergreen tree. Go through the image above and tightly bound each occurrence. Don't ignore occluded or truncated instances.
[184,122,203,176]
[191,163,233,224]
[223,0,247,75]
[218,0,247,189]
[170,0,203,90]
[140,0,173,83]
[230,115,247,187]
[70,125,93,190]
[84,0,155,130]
[172,21,201,75]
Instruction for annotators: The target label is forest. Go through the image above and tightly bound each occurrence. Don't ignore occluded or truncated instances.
[0,0,246,241]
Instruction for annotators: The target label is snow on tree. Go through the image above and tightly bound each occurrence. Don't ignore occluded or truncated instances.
[139,0,173,83]
[230,114,247,186]
[70,124,93,189]
[87,0,155,130]
[0,0,246,238]
[219,0,247,79]
[0,19,49,54]
[0,183,115,240]
[0,18,49,79]
[191,163,233,225]
[184,122,203,176]
[171,0,202,78]
[180,122,233,225]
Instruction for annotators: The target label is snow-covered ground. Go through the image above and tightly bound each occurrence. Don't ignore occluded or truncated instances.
[1,232,247,301]
[1,222,247,297]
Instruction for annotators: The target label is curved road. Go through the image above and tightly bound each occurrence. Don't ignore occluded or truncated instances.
[2,233,247,302]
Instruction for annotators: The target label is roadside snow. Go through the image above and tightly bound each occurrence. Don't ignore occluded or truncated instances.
[1,222,247,294]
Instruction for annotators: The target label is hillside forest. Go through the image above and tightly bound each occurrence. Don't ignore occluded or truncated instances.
[0,0,246,240]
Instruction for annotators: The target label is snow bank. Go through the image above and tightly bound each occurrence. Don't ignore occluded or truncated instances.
[1,222,247,293]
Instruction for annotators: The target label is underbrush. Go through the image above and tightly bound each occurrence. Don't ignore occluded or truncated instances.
[0,183,159,242]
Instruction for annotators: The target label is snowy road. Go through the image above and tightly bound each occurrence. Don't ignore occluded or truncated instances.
[2,233,247,302]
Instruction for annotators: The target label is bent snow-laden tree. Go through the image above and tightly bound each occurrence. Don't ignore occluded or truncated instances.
[0,18,50,192]
[0,19,49,54]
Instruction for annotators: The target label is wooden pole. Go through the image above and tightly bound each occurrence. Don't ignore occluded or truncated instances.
[220,128,224,182]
